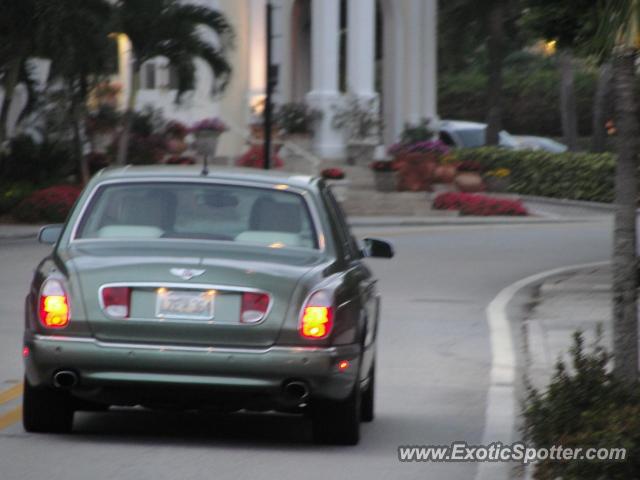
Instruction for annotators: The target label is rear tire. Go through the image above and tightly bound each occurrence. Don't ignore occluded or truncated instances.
[361,363,375,422]
[311,383,360,445]
[23,378,74,433]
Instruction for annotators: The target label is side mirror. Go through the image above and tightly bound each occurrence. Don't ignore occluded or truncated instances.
[362,238,394,259]
[38,225,63,245]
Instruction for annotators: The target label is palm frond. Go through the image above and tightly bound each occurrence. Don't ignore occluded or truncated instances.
[592,0,640,60]
[166,4,235,51]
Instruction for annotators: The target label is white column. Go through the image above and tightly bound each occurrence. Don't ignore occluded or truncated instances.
[404,0,423,124]
[347,0,376,99]
[422,0,438,124]
[247,0,267,120]
[306,0,344,159]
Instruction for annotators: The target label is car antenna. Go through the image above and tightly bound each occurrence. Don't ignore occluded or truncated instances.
[201,154,209,176]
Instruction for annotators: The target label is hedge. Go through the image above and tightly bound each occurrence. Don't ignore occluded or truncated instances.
[451,147,616,203]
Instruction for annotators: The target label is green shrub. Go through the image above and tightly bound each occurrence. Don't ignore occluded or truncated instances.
[438,67,597,137]
[452,147,616,202]
[0,182,35,215]
[523,331,640,479]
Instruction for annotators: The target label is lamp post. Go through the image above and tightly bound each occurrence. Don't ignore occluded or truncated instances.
[263,1,279,170]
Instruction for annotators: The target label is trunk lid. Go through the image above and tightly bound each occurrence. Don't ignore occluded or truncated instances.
[67,241,324,347]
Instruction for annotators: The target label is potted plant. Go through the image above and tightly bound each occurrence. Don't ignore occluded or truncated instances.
[321,167,350,202]
[454,160,486,193]
[190,117,228,158]
[389,129,448,192]
[274,102,319,149]
[483,168,511,192]
[370,160,398,192]
[332,94,382,166]
[433,154,458,184]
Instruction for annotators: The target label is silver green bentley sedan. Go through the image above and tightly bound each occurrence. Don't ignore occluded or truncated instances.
[23,166,393,445]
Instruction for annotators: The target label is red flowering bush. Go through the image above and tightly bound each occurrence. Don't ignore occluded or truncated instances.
[164,121,189,139]
[433,192,528,216]
[236,146,284,169]
[321,168,345,180]
[13,185,81,223]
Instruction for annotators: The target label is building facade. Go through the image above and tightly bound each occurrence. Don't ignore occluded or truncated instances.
[130,0,438,159]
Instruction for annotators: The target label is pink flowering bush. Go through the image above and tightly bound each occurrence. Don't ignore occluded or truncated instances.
[13,185,81,222]
[433,192,528,216]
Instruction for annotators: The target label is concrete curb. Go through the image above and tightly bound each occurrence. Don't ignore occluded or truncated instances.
[476,260,610,480]
[349,216,606,228]
[518,195,616,213]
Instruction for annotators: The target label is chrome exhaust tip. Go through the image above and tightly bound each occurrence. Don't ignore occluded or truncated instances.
[282,380,310,404]
[53,370,78,389]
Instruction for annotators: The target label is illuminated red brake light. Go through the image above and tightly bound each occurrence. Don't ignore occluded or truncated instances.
[38,280,70,329]
[101,287,131,319]
[300,291,333,339]
[240,292,270,324]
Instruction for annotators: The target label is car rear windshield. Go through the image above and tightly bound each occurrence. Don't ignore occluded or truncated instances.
[75,182,319,249]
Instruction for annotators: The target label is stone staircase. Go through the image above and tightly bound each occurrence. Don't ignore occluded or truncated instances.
[279,144,454,217]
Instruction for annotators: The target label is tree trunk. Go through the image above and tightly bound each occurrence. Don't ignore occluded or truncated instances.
[116,64,141,165]
[70,93,90,185]
[0,58,23,150]
[611,48,639,384]
[485,0,505,146]
[558,50,578,151]
[592,62,613,153]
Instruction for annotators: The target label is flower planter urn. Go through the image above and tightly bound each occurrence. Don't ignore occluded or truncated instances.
[455,172,485,193]
[433,164,457,184]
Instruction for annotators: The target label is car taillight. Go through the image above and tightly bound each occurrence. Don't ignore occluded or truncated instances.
[300,291,333,339]
[38,280,70,329]
[240,292,270,324]
[101,286,131,319]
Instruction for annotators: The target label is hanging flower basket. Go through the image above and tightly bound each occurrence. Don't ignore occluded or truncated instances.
[193,130,220,157]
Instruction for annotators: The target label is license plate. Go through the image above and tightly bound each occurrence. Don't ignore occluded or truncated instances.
[155,289,215,320]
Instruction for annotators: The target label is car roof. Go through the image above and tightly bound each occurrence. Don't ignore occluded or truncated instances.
[440,120,487,130]
[94,165,318,189]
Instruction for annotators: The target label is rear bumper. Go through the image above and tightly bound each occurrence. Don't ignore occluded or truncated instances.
[24,333,361,405]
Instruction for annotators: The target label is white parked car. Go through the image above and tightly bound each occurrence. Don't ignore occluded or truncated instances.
[512,135,568,153]
[438,120,521,149]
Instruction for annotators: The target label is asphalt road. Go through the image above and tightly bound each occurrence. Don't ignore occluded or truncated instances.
[0,221,611,480]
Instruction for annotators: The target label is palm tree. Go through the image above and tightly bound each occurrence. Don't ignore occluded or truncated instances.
[0,0,39,149]
[593,0,640,383]
[113,0,234,165]
[37,0,115,184]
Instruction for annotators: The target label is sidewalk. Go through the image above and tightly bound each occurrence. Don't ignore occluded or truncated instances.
[520,264,612,391]
[0,224,42,240]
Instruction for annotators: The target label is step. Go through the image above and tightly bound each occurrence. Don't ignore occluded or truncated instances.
[340,190,456,217]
